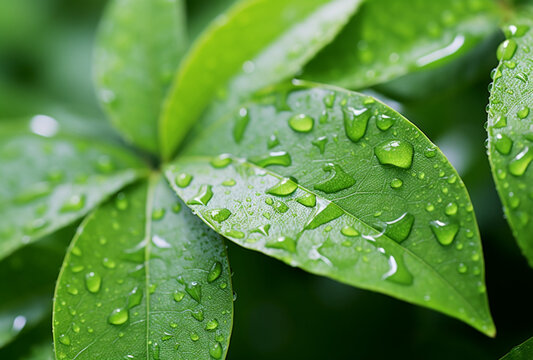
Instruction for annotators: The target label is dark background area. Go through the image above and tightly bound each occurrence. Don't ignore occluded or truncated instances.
[0,0,532,359]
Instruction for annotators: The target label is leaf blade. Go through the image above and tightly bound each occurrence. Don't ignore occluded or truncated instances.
[166,84,494,335]
[501,337,533,360]
[487,11,533,266]
[94,0,187,154]
[53,176,233,359]
[159,0,363,159]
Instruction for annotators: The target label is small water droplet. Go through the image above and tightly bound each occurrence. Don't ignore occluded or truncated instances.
[190,332,200,341]
[175,173,193,188]
[390,178,403,189]
[518,106,530,119]
[311,136,328,154]
[225,229,245,239]
[128,286,143,309]
[233,108,250,143]
[494,133,513,155]
[186,281,202,303]
[152,208,166,221]
[173,290,185,302]
[206,318,219,331]
[445,202,458,216]
[430,220,459,246]
[384,213,414,243]
[296,193,316,207]
[191,309,204,321]
[341,225,359,237]
[343,106,370,142]
[95,155,115,173]
[508,146,532,176]
[209,342,223,359]
[288,114,314,133]
[102,257,116,269]
[266,178,298,196]
[14,182,52,203]
[60,194,86,212]
[374,140,414,169]
[85,272,101,293]
[59,334,71,346]
[267,134,280,149]
[187,185,213,205]
[208,209,231,223]
[210,154,232,168]
[108,308,128,325]
[497,39,517,61]
[376,114,394,131]
[115,192,128,210]
[323,92,336,108]
[457,263,468,274]
[221,179,236,187]
[249,151,292,167]
[314,163,355,193]
[305,199,343,230]
[207,261,223,283]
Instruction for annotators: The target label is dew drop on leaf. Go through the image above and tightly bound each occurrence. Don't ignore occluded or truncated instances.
[207,261,223,283]
[266,178,298,196]
[288,114,314,133]
[508,146,532,176]
[494,133,513,155]
[187,185,214,205]
[296,193,316,207]
[209,342,223,359]
[85,272,102,293]
[173,290,185,302]
[265,236,297,253]
[60,194,86,212]
[343,106,370,142]
[340,225,359,237]
[208,209,232,223]
[185,281,202,303]
[205,318,219,331]
[374,140,414,169]
[430,220,459,246]
[108,307,128,325]
[210,154,233,168]
[314,163,355,193]
[175,173,193,188]
[384,213,414,243]
[249,151,292,167]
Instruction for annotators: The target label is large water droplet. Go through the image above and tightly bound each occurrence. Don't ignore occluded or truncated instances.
[85,272,101,293]
[266,178,298,196]
[128,286,143,309]
[209,342,223,359]
[175,173,193,188]
[374,140,414,169]
[497,39,517,61]
[207,261,223,283]
[376,114,394,131]
[494,133,513,155]
[187,185,213,205]
[343,106,370,142]
[266,236,297,253]
[205,318,219,331]
[384,213,414,243]
[314,163,355,193]
[108,308,128,325]
[430,220,459,246]
[305,199,343,230]
[208,209,231,223]
[249,151,292,167]
[186,281,202,303]
[390,178,403,189]
[59,334,71,346]
[296,193,316,207]
[508,146,532,176]
[288,114,314,133]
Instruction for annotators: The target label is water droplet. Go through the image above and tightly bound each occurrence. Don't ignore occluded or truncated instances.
[312,136,328,154]
[384,213,414,243]
[430,220,459,246]
[497,39,517,61]
[288,114,314,133]
[102,257,116,269]
[173,290,185,302]
[191,309,204,321]
[341,225,359,237]
[60,194,86,212]
[128,286,143,308]
[445,202,458,216]
[296,193,316,207]
[376,114,394,131]
[207,261,223,283]
[508,191,520,209]
[457,263,468,274]
[266,236,297,253]
[190,332,200,341]
[206,318,219,331]
[374,140,414,169]
[305,199,343,230]
[505,24,530,37]
[266,178,298,196]
[267,134,280,149]
[424,147,437,158]
[233,108,250,143]
[343,106,370,142]
[209,342,223,359]
[14,182,52,203]
[24,218,49,234]
[152,208,166,221]
[493,114,507,128]
[85,272,101,293]
[390,178,403,189]
[152,342,160,359]
[323,92,336,108]
[210,154,232,168]
[382,253,413,285]
[59,334,70,346]
[186,281,202,303]
[225,229,245,239]
[518,106,530,119]
[172,202,182,213]
[508,146,532,176]
[108,308,128,325]
[314,163,355,193]
[208,209,231,223]
[222,179,236,187]
[494,133,513,155]
[251,224,271,236]
[161,332,173,341]
[115,192,128,210]
[175,173,193,188]
[187,185,213,205]
[249,151,291,167]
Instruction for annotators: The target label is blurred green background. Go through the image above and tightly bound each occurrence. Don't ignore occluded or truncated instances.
[1,0,532,358]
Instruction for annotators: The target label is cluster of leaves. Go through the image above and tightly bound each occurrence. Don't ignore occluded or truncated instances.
[1,0,533,358]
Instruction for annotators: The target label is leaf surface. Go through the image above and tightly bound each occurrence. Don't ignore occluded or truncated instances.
[94,0,187,154]
[165,84,494,335]
[0,121,148,260]
[160,0,363,159]
[301,0,498,89]
[53,176,233,359]
[501,336,533,360]
[487,11,533,266]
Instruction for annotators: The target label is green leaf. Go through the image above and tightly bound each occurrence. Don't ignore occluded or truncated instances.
[301,0,498,89]
[0,122,148,260]
[94,0,188,154]
[165,83,495,335]
[53,176,233,359]
[159,0,363,159]
[487,11,533,266]
[501,336,533,360]
[21,341,54,360]
[0,227,71,349]
[185,0,237,42]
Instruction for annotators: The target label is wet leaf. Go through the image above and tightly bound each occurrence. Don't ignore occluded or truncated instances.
[53,176,233,359]
[0,121,148,260]
[301,0,498,89]
[487,10,533,267]
[160,0,363,159]
[501,336,533,360]
[165,83,494,335]
[94,0,187,154]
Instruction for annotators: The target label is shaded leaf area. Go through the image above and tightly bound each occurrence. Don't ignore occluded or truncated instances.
[53,176,233,359]
[0,227,72,349]
[94,0,187,154]
[302,0,498,90]
[21,341,55,360]
[185,0,237,42]
[501,336,533,359]
[487,11,533,266]
[160,0,363,159]
[165,84,494,335]
[0,122,148,260]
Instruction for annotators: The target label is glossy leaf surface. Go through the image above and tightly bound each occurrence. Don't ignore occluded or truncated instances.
[501,336,533,360]
[160,0,363,159]
[166,84,494,335]
[0,122,148,260]
[487,12,533,266]
[53,176,233,359]
[94,0,187,154]
[302,0,498,89]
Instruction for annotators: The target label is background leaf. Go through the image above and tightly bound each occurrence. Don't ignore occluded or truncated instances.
[487,10,533,266]
[0,120,148,260]
[501,336,533,359]
[94,0,188,154]
[159,0,363,159]
[165,84,494,335]
[0,227,72,349]
[53,176,233,359]
[301,0,499,90]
